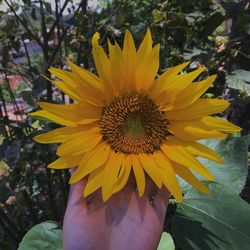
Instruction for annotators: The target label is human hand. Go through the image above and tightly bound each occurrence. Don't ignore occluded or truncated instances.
[63,175,170,250]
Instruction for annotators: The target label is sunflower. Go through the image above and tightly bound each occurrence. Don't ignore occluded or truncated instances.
[30,29,241,202]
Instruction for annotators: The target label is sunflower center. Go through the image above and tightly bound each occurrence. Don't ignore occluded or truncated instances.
[124,112,145,138]
[99,93,169,154]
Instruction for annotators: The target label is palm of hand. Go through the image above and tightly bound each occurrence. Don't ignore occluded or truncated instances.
[63,178,170,250]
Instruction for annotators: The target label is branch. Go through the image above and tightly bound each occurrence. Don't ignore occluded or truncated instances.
[0,207,22,240]
[97,0,125,31]
[39,0,48,43]
[238,50,250,59]
[21,35,33,79]
[4,0,43,47]
[55,0,63,58]
[47,0,70,39]
[48,1,84,66]
[0,216,19,242]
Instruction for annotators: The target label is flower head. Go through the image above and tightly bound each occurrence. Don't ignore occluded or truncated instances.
[30,29,241,202]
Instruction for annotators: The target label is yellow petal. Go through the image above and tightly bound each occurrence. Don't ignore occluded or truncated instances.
[166,75,216,111]
[168,119,228,141]
[153,152,183,202]
[154,67,206,106]
[150,62,190,99]
[202,116,241,133]
[77,118,99,125]
[123,30,136,56]
[84,165,105,197]
[165,67,206,94]
[29,110,76,127]
[167,136,223,163]
[123,30,137,92]
[140,44,160,91]
[66,58,102,90]
[51,82,81,103]
[139,44,160,91]
[113,155,132,193]
[161,140,214,180]
[132,155,145,196]
[108,40,126,91]
[102,152,124,201]
[137,28,152,59]
[43,75,84,102]
[48,154,82,169]
[135,29,153,91]
[138,154,162,188]
[49,68,89,103]
[172,163,210,194]
[69,143,110,184]
[166,99,229,120]
[92,32,115,95]
[48,68,75,84]
[38,102,101,124]
[66,59,108,104]
[33,126,90,144]
[57,130,101,157]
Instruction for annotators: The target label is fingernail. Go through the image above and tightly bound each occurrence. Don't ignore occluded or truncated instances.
[69,167,76,175]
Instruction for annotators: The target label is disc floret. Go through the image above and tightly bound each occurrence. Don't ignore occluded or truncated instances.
[100,93,169,154]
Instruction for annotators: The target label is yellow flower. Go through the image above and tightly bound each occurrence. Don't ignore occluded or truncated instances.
[30,29,241,202]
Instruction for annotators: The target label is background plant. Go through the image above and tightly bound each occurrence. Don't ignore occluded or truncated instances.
[0,0,249,249]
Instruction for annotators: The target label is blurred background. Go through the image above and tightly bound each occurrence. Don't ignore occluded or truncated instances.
[0,0,249,249]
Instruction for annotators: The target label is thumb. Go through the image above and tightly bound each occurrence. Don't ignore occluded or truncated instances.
[68,168,87,206]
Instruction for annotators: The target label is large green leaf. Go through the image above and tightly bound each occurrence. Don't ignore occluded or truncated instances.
[173,183,250,250]
[179,136,250,194]
[18,221,62,250]
[157,232,175,250]
[172,136,250,250]
[200,135,250,194]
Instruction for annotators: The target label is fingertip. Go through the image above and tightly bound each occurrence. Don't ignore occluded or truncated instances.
[68,177,88,206]
[152,187,170,221]
[144,177,157,201]
[69,167,76,175]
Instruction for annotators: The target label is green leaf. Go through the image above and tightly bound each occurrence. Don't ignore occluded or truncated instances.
[173,183,250,250]
[157,232,175,250]
[179,136,250,194]
[152,9,166,24]
[172,136,250,250]
[200,135,250,194]
[226,70,250,94]
[183,48,212,63]
[18,221,62,250]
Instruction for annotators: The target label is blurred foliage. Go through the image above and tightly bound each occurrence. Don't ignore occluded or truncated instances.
[0,0,249,249]
[18,221,62,250]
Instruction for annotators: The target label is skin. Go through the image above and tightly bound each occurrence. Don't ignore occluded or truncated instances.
[63,175,170,250]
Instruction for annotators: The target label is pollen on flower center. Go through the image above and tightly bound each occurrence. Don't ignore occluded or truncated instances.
[99,93,169,154]
[124,112,145,138]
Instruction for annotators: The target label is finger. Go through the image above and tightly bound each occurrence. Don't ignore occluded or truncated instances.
[144,177,157,201]
[152,187,170,221]
[68,168,88,206]
[87,188,103,207]
[125,173,137,189]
